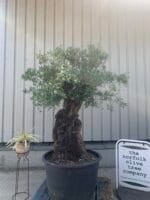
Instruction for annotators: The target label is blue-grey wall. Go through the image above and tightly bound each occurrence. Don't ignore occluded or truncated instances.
[0,0,150,142]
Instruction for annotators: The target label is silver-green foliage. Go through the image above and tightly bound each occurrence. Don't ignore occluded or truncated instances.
[22,45,128,109]
[7,132,38,147]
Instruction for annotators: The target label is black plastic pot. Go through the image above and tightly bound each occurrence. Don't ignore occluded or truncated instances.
[43,150,101,200]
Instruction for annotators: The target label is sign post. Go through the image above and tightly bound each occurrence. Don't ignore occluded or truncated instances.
[116,139,150,199]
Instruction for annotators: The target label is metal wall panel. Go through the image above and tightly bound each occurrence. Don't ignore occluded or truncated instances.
[0,0,7,142]
[0,0,150,142]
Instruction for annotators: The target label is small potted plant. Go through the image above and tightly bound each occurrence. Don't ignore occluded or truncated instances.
[7,132,38,154]
[22,45,127,200]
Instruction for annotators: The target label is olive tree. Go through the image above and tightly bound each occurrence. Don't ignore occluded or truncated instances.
[22,45,127,162]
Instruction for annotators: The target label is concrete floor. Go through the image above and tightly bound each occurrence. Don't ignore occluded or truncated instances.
[0,169,45,200]
[0,167,117,200]
[0,146,118,200]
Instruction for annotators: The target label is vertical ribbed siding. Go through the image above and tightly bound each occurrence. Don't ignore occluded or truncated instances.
[42,0,47,141]
[125,6,130,139]
[0,0,8,142]
[22,0,27,133]
[11,0,17,138]
[35,0,45,140]
[116,3,121,139]
[100,1,111,141]
[33,0,36,134]
[3,0,16,141]
[23,0,33,135]
[145,9,150,139]
[90,0,93,141]
[0,0,150,142]
[52,0,56,129]
[142,11,149,139]
[44,0,55,142]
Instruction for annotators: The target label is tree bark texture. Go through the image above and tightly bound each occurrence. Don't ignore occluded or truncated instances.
[53,99,88,162]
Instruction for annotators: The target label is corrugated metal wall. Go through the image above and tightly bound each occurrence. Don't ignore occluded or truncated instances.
[0,0,150,142]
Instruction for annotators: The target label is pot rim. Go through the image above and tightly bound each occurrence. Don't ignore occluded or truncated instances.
[42,149,102,169]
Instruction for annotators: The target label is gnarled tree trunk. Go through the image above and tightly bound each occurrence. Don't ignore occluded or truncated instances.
[53,99,88,162]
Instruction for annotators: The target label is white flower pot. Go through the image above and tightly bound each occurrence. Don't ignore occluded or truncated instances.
[15,142,30,154]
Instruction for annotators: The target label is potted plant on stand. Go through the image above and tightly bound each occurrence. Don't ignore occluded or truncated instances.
[7,132,38,200]
[22,45,127,200]
[7,132,38,154]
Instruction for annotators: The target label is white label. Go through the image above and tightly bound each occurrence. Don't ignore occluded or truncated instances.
[116,139,150,192]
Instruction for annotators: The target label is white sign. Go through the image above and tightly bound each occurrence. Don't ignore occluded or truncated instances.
[116,139,150,192]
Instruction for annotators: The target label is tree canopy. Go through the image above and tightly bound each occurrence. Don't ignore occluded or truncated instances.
[22,45,128,109]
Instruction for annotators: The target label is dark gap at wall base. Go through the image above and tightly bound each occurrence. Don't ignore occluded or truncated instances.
[0,140,149,151]
[0,141,116,151]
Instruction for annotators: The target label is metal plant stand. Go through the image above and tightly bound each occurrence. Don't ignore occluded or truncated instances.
[12,152,30,200]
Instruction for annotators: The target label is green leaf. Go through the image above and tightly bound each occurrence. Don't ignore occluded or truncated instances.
[22,45,128,110]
